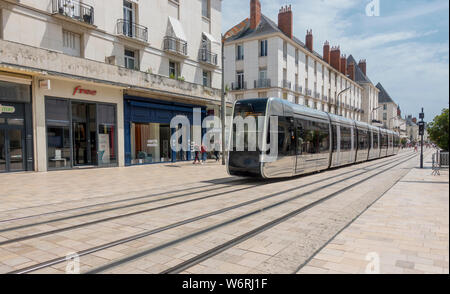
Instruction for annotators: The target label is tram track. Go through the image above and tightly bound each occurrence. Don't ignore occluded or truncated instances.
[159,151,422,274]
[6,152,415,274]
[0,177,248,224]
[0,152,412,246]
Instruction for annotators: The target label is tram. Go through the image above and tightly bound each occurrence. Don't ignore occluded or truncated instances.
[227,98,400,178]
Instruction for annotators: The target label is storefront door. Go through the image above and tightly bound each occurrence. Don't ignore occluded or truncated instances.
[71,102,97,166]
[0,125,25,172]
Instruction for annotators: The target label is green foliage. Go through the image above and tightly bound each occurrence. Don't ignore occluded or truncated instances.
[427,108,449,151]
[177,76,185,82]
[169,73,175,79]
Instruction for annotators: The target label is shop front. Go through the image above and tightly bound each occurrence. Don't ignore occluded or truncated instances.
[124,95,206,166]
[34,79,124,171]
[0,76,33,173]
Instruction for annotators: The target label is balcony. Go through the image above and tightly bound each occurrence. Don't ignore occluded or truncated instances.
[116,19,148,44]
[305,89,312,96]
[294,84,302,93]
[231,81,247,91]
[164,36,188,57]
[254,79,271,88]
[282,80,291,90]
[314,92,320,99]
[323,95,328,102]
[52,0,94,27]
[198,48,218,66]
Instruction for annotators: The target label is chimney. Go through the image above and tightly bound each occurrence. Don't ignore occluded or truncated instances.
[323,41,330,63]
[330,46,341,72]
[340,54,347,75]
[278,5,293,39]
[347,61,355,81]
[250,0,261,30]
[306,29,313,51]
[358,59,367,76]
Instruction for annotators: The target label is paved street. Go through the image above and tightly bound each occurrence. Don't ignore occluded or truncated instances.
[0,149,447,274]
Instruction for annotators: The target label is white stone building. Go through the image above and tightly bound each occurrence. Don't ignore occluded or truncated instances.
[223,1,364,121]
[0,0,223,172]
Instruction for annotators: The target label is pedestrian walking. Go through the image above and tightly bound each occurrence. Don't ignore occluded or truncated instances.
[201,144,207,164]
[193,144,200,164]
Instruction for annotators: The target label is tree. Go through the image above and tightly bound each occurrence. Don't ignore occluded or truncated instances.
[427,108,449,151]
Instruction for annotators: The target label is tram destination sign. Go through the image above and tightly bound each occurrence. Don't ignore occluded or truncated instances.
[0,104,16,114]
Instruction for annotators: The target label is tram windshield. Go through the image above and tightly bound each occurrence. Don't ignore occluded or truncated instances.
[232,99,267,152]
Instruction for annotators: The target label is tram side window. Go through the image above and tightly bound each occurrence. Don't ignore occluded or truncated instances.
[373,131,379,149]
[277,117,294,156]
[358,129,369,150]
[297,119,329,154]
[341,126,352,151]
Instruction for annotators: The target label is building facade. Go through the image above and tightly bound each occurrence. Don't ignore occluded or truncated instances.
[223,1,364,121]
[0,0,223,172]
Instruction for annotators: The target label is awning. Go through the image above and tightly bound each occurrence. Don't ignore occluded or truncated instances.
[168,16,187,41]
[202,32,220,45]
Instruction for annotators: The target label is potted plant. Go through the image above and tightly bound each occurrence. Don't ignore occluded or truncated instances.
[83,13,92,24]
[169,73,175,79]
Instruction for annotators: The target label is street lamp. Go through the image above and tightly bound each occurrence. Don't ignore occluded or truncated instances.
[337,87,351,116]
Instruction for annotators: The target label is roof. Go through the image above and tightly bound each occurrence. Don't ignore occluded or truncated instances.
[225,14,324,59]
[347,55,372,84]
[376,82,395,103]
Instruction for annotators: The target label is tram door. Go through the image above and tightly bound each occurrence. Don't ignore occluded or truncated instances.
[294,120,305,174]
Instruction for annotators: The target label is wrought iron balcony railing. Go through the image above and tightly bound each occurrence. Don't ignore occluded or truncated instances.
[116,19,148,43]
[306,89,312,96]
[294,84,302,93]
[164,36,188,56]
[282,80,291,90]
[254,79,271,88]
[52,0,94,25]
[231,81,247,90]
[198,48,218,65]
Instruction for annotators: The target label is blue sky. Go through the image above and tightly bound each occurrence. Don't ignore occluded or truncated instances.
[222,0,449,122]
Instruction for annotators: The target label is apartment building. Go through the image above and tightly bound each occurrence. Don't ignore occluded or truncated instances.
[0,0,223,172]
[223,1,364,121]
[347,55,380,124]
[377,82,401,130]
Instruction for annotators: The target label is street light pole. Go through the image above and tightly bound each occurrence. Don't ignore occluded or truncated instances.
[337,87,351,116]
[419,108,425,169]
[221,36,226,165]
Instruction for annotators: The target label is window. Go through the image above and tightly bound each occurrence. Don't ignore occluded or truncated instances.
[124,49,138,70]
[202,70,211,87]
[383,104,387,110]
[383,113,387,120]
[202,0,210,18]
[236,71,244,89]
[305,99,309,107]
[62,30,81,57]
[123,0,136,37]
[169,61,180,78]
[305,55,308,71]
[296,119,330,155]
[295,96,299,104]
[295,49,299,65]
[259,68,267,80]
[283,92,288,100]
[322,65,325,80]
[236,44,244,60]
[314,61,317,76]
[260,40,268,57]
[283,41,287,60]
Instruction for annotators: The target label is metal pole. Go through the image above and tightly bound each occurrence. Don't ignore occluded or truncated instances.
[221,37,226,165]
[420,107,424,169]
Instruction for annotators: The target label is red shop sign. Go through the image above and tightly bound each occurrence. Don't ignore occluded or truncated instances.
[73,86,97,96]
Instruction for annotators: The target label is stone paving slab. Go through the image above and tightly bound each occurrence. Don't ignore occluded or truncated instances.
[298,152,449,274]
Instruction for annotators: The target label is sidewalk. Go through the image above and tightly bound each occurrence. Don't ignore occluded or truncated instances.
[298,152,449,274]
